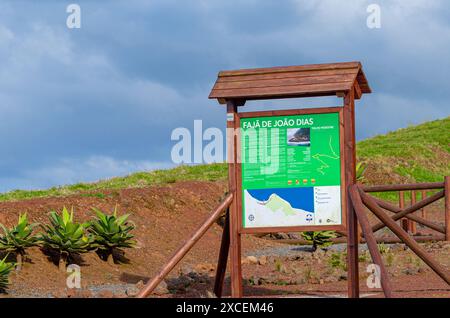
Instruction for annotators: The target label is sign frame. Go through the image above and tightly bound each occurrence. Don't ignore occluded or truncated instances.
[236,106,347,234]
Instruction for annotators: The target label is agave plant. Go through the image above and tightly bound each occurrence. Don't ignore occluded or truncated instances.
[0,255,15,292]
[88,206,136,264]
[301,231,336,251]
[39,207,93,271]
[0,213,39,270]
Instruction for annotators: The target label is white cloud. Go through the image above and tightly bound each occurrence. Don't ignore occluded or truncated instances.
[0,156,173,192]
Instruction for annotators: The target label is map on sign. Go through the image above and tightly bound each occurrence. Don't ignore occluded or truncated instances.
[240,112,342,228]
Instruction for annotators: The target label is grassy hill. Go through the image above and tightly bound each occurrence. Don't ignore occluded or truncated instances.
[357,117,449,185]
[0,117,448,202]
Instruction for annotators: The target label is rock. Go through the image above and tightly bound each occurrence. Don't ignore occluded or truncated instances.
[295,278,306,285]
[153,280,170,295]
[242,256,258,265]
[125,285,140,297]
[168,276,193,291]
[135,280,145,289]
[258,256,268,266]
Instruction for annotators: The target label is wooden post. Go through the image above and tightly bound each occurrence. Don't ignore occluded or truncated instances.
[421,190,427,219]
[399,191,408,231]
[409,190,417,234]
[343,89,359,298]
[214,210,230,297]
[226,100,243,297]
[445,176,450,241]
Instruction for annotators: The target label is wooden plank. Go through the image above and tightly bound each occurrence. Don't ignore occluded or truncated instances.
[218,61,361,77]
[349,186,392,298]
[217,68,358,83]
[238,106,342,119]
[214,74,354,90]
[240,225,346,234]
[274,233,445,245]
[210,82,353,99]
[361,182,444,192]
[343,89,359,298]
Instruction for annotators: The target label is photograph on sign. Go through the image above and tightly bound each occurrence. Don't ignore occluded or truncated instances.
[240,111,342,229]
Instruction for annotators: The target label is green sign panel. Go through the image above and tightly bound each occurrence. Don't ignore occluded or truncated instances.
[240,112,342,228]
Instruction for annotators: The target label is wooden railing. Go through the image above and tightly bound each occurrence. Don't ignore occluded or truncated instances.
[350,176,450,298]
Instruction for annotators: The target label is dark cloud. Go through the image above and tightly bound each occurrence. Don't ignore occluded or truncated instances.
[0,0,448,191]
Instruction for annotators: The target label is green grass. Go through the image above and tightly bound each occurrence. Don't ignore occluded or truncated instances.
[357,117,449,200]
[0,116,448,203]
[0,164,228,202]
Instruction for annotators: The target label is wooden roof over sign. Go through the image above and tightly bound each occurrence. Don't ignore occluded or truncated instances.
[209,61,371,104]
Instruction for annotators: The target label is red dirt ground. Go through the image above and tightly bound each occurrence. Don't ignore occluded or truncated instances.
[0,181,448,298]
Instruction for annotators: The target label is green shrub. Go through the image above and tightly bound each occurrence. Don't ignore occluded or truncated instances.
[0,213,39,270]
[88,207,136,264]
[301,231,336,251]
[356,162,367,182]
[39,207,93,271]
[0,255,15,292]
[328,252,347,271]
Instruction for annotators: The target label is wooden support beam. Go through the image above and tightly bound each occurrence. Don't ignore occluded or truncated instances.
[372,190,445,233]
[137,194,234,298]
[226,100,243,297]
[349,186,392,297]
[361,182,444,192]
[214,210,230,297]
[372,196,445,234]
[359,188,450,285]
[343,89,359,298]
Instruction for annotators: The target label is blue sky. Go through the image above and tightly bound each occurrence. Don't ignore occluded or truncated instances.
[0,0,449,191]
